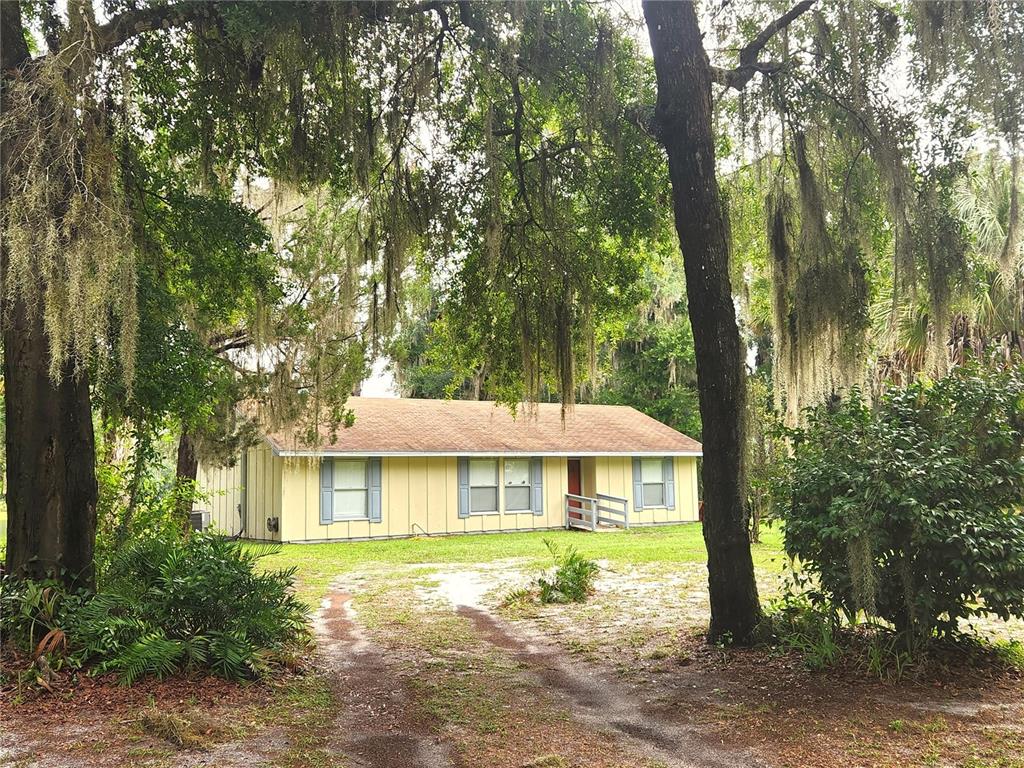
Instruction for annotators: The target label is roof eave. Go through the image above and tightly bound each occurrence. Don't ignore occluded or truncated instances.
[269,447,703,458]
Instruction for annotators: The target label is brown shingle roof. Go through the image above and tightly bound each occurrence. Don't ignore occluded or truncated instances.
[265,397,701,456]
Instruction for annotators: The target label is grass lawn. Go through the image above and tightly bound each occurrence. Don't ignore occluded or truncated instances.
[265,523,1024,768]
[262,523,786,607]
[6,521,1023,768]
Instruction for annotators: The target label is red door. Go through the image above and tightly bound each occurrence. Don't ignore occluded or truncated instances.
[567,459,583,520]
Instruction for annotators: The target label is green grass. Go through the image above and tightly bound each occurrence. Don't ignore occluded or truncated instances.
[261,523,786,608]
[0,500,6,548]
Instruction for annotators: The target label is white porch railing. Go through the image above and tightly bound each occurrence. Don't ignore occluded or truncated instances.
[596,493,629,528]
[564,493,629,530]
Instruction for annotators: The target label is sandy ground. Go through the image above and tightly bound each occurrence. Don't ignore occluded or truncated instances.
[2,557,1022,768]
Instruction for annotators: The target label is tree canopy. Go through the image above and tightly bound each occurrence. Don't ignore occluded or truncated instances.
[1,0,1021,642]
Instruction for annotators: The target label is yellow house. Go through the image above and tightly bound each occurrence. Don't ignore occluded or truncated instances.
[195,398,702,542]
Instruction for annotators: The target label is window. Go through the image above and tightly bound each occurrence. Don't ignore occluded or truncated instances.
[469,459,498,513]
[333,459,368,520]
[504,458,531,511]
[640,458,665,507]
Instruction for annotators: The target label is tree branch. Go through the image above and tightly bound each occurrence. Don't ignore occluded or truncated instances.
[91,0,463,57]
[92,2,216,55]
[711,0,816,91]
[738,0,816,66]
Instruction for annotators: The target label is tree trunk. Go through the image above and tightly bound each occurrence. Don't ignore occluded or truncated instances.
[2,2,99,590]
[644,0,763,642]
[175,428,199,524]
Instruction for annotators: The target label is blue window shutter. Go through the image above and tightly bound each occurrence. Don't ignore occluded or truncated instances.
[368,458,382,522]
[319,459,333,524]
[457,457,470,518]
[663,457,675,510]
[632,457,643,511]
[530,457,544,516]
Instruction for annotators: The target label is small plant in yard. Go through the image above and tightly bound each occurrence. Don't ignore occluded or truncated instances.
[499,539,600,606]
[994,639,1024,670]
[765,590,842,671]
[138,707,222,749]
[499,586,536,612]
[536,539,600,604]
[1,531,310,685]
[862,632,914,682]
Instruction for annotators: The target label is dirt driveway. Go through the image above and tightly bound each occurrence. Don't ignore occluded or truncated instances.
[3,556,1022,768]
[313,565,764,768]
[319,559,1023,768]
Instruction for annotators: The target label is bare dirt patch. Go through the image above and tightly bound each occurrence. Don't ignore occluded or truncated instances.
[0,666,287,768]
[458,604,765,768]
[4,554,1021,768]
[406,559,1024,768]
[327,567,688,768]
[315,589,452,768]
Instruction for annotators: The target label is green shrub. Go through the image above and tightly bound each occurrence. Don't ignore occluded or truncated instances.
[776,364,1024,647]
[1,531,308,684]
[862,632,914,682]
[536,539,600,604]
[94,440,205,577]
[766,590,842,671]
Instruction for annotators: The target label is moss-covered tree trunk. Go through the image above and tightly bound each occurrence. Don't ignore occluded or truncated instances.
[174,429,199,524]
[2,3,98,590]
[644,0,763,642]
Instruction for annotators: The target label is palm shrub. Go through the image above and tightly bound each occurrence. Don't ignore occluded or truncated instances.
[536,539,600,604]
[1,532,308,684]
[776,364,1024,647]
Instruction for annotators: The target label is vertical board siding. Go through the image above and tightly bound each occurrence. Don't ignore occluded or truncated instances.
[196,460,243,536]
[244,442,282,542]
[387,457,410,537]
[272,452,696,541]
[580,456,597,499]
[595,455,699,526]
[407,457,428,534]
[426,457,448,534]
[274,454,565,540]
[248,446,261,541]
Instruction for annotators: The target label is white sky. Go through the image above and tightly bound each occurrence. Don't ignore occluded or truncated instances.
[361,357,398,397]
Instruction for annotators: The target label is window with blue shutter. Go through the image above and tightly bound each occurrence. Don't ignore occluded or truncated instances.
[321,458,377,522]
[633,457,674,510]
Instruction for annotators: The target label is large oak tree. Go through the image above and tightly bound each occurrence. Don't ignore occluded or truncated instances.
[643,0,815,641]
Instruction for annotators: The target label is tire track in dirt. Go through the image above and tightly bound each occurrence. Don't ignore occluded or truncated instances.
[456,605,767,768]
[315,590,452,768]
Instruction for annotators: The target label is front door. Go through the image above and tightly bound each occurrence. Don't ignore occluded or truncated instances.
[567,458,583,519]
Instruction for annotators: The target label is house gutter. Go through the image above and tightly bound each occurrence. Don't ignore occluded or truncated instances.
[266,445,703,459]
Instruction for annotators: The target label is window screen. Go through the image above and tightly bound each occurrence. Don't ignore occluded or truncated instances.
[640,458,665,508]
[333,459,368,520]
[469,459,498,513]
[504,458,531,511]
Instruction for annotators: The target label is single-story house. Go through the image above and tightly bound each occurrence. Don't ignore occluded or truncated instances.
[195,397,702,542]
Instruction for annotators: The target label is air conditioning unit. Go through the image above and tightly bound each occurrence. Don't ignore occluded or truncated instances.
[189,510,211,531]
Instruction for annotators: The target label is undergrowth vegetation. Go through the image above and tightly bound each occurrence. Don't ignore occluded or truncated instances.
[503,539,600,607]
[1,532,309,685]
[775,365,1024,649]
[766,587,1024,681]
